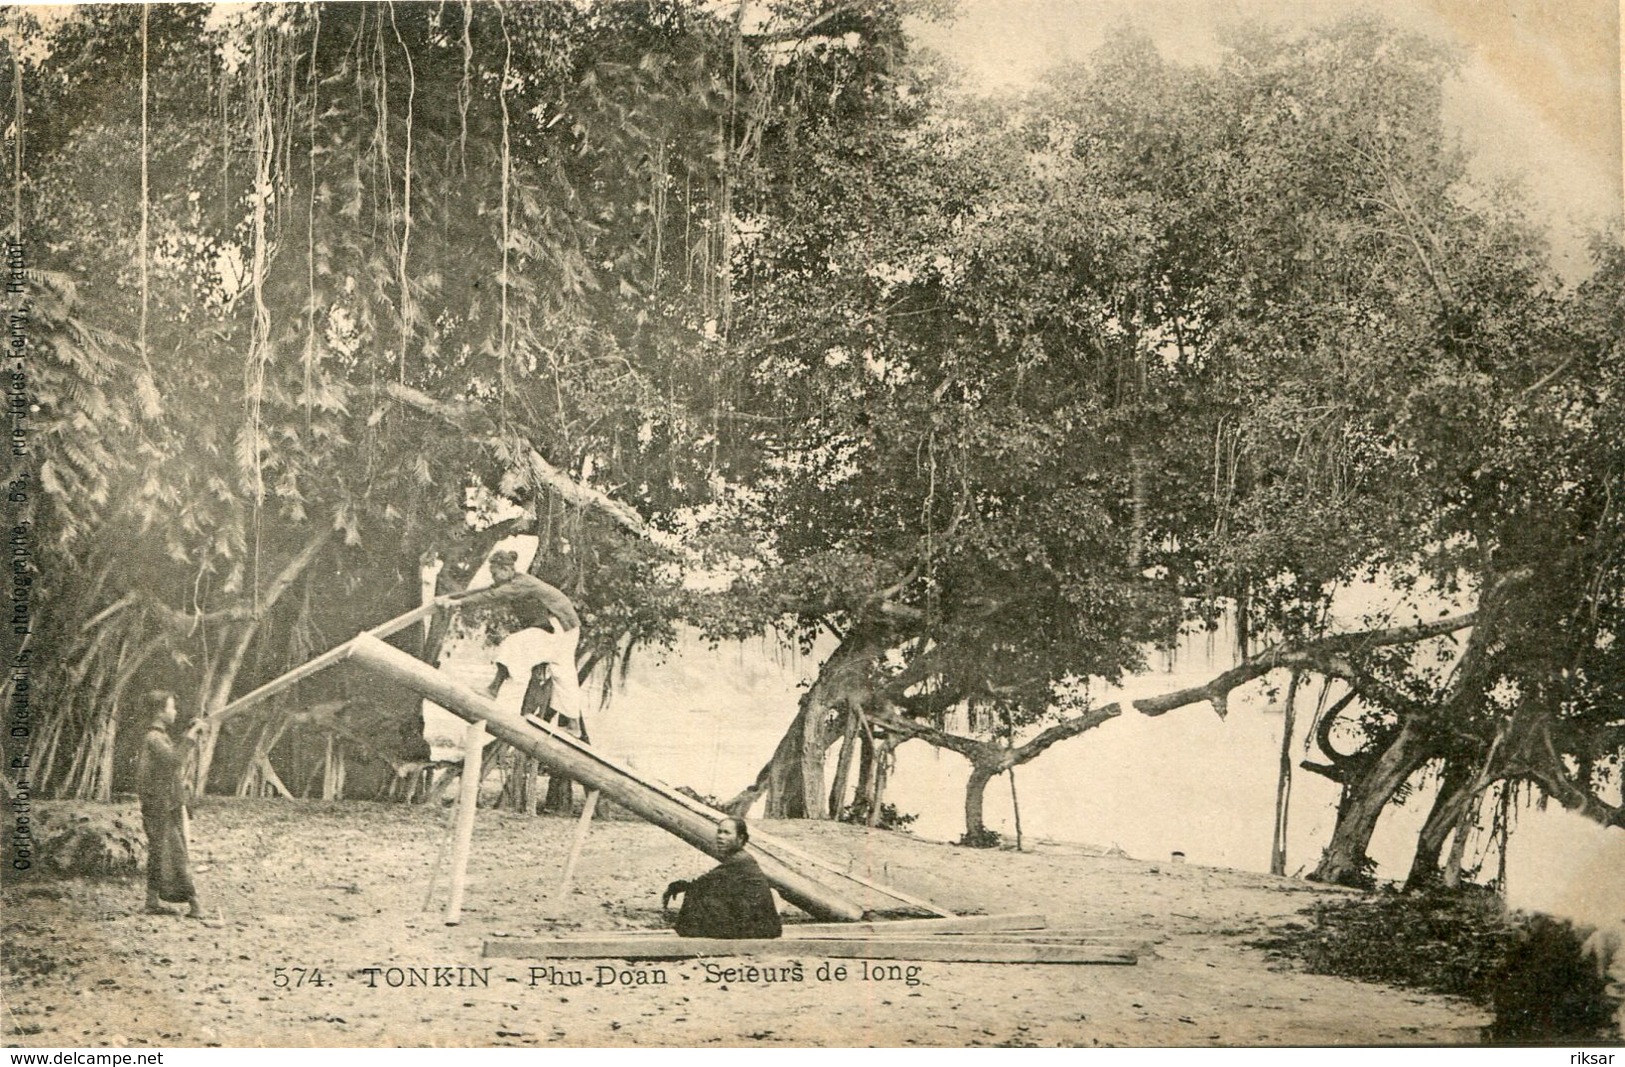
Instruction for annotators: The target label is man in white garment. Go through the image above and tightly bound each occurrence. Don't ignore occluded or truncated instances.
[437,551,582,730]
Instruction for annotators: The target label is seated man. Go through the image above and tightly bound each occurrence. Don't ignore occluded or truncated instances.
[438,550,581,727]
[661,816,783,939]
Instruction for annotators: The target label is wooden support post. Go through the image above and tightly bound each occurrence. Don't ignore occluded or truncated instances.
[556,789,600,898]
[420,786,466,913]
[1008,765,1024,853]
[444,721,487,926]
[1270,672,1303,877]
[344,635,868,922]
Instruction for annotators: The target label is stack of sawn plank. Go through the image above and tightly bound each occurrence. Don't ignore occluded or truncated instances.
[482,912,1142,965]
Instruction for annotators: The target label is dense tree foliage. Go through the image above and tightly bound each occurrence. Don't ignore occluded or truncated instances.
[3,3,1617,889]
[2,0,926,801]
[704,16,1622,867]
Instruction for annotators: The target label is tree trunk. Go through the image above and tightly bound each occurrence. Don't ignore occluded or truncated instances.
[963,762,997,844]
[1270,672,1302,876]
[541,771,574,814]
[539,711,590,814]
[1492,781,1512,895]
[852,729,875,817]
[207,531,335,716]
[728,635,876,819]
[827,706,859,818]
[194,531,335,793]
[726,704,816,818]
[322,735,346,800]
[1311,716,1433,886]
[792,692,829,818]
[500,749,538,813]
[1405,756,1476,890]
[1007,766,1023,851]
[1442,802,1475,889]
[867,736,895,826]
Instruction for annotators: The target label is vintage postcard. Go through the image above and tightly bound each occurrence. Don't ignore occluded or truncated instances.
[2,0,1622,1051]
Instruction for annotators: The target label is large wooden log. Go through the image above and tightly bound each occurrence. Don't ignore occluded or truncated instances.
[488,706,953,916]
[345,635,867,922]
[556,789,601,897]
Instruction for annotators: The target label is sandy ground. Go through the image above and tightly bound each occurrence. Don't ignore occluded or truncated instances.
[3,798,1493,1048]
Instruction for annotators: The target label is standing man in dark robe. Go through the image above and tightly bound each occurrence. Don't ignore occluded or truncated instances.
[662,816,783,939]
[137,691,204,918]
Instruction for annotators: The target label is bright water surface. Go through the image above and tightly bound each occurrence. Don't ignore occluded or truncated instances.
[432,624,1624,934]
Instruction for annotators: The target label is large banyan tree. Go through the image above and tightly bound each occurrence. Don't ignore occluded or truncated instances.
[2,0,931,803]
[704,15,1625,878]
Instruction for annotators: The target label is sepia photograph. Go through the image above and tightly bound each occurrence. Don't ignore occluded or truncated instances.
[1,0,1621,1050]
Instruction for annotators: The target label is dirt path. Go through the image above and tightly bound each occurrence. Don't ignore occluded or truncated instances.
[3,799,1488,1047]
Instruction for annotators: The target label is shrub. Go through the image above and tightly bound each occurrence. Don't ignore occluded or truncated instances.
[838,800,917,832]
[1255,886,1622,1043]
[1487,915,1620,1044]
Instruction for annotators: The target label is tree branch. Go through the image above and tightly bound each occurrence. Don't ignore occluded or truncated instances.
[853,613,1480,786]
[143,539,343,636]
[889,683,971,723]
[384,382,653,541]
[145,601,258,631]
[1133,611,1477,720]
[1011,703,1126,763]
[748,2,865,44]
[209,528,336,712]
[869,695,1127,771]
[1522,725,1625,830]
[865,704,991,763]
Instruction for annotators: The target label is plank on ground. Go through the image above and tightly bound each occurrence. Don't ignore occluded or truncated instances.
[940,927,1146,939]
[553,913,1048,939]
[482,936,1137,965]
[776,912,1049,936]
[775,932,1143,946]
[542,928,1144,941]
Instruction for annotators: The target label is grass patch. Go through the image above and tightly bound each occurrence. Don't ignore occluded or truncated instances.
[3,801,147,880]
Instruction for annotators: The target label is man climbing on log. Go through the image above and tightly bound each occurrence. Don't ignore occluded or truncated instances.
[435,550,583,731]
